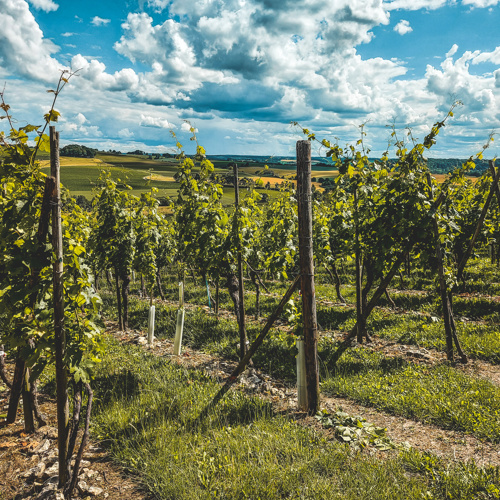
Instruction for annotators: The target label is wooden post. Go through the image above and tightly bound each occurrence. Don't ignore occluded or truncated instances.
[233,163,248,360]
[22,367,35,433]
[115,269,123,330]
[296,140,320,414]
[353,186,364,343]
[50,126,69,488]
[426,174,454,361]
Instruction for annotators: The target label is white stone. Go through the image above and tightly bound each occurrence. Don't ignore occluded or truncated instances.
[34,439,51,454]
[88,486,104,496]
[78,480,89,493]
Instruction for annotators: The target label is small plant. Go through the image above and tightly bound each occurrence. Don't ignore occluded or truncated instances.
[315,409,402,451]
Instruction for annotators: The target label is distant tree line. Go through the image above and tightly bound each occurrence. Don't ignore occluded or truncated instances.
[60,144,98,158]
[425,158,490,176]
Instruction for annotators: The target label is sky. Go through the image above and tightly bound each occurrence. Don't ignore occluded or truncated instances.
[0,0,499,158]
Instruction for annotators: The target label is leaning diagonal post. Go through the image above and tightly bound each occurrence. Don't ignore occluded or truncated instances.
[196,274,301,422]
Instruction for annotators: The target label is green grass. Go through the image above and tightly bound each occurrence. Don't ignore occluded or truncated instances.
[369,311,500,364]
[321,346,500,442]
[101,289,500,444]
[90,337,500,499]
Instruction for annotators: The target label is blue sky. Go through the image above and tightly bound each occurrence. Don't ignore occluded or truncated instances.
[0,0,499,157]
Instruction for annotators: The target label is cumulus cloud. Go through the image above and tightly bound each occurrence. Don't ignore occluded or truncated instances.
[462,0,500,6]
[394,20,413,35]
[425,49,497,117]
[385,0,500,9]
[446,44,459,58]
[28,0,58,12]
[471,46,500,64]
[181,121,197,132]
[140,114,173,129]
[118,128,134,138]
[494,70,500,88]
[91,16,111,26]
[61,112,103,138]
[384,0,447,10]
[112,1,394,118]
[0,0,64,81]
[114,12,238,93]
[71,54,139,91]
[3,0,498,158]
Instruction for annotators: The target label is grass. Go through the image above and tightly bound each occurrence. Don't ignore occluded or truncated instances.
[101,288,500,444]
[320,345,500,442]
[90,337,500,499]
[97,249,500,448]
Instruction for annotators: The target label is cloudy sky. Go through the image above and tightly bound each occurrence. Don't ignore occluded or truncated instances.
[0,0,499,157]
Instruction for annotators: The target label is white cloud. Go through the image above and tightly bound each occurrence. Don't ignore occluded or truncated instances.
[27,0,58,12]
[181,122,198,132]
[61,32,75,37]
[140,114,173,129]
[462,0,500,6]
[71,54,139,91]
[384,0,447,10]
[394,20,413,35]
[425,49,497,117]
[114,13,238,93]
[2,0,498,159]
[385,0,500,8]
[118,128,134,138]
[494,69,500,88]
[91,16,111,26]
[446,44,459,58]
[471,46,500,64]
[0,0,64,81]
[60,112,103,138]
[74,112,87,125]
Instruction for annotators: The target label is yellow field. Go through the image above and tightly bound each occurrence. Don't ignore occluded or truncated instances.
[143,173,176,182]
[39,156,110,168]
[252,176,323,190]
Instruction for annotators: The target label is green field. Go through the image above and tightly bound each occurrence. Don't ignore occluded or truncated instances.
[40,153,309,202]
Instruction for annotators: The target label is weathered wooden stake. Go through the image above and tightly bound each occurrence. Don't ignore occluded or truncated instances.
[22,367,35,433]
[353,187,365,343]
[50,126,69,488]
[296,140,320,414]
[233,163,248,360]
[114,269,124,330]
[195,274,300,422]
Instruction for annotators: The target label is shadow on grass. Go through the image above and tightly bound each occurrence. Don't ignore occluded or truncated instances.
[92,369,142,413]
[317,307,355,330]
